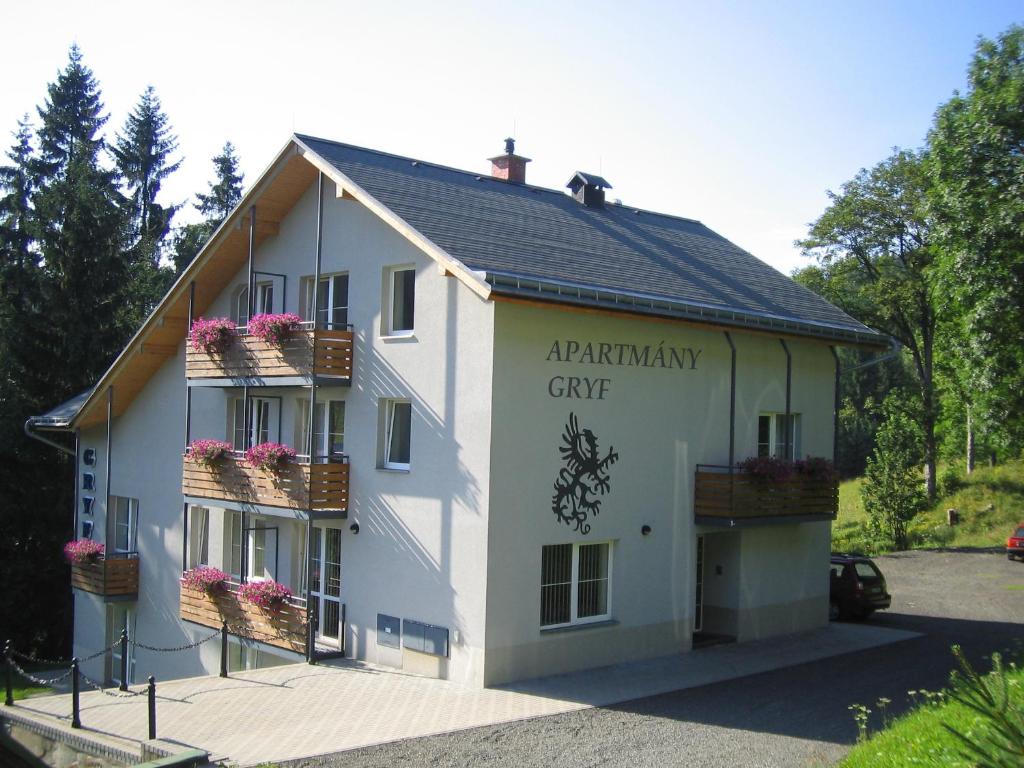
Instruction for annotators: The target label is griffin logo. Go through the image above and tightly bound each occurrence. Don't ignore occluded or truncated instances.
[552,412,618,534]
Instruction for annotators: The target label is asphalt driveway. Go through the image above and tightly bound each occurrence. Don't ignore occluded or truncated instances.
[303,550,1023,768]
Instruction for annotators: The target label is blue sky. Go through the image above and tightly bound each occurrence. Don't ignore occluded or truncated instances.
[1,1,1020,273]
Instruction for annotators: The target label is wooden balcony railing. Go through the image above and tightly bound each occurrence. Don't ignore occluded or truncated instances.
[179,580,307,654]
[694,465,838,524]
[182,453,349,513]
[70,553,139,601]
[185,326,353,380]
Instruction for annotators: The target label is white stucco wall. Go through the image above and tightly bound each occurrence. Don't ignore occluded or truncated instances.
[76,174,495,686]
[483,301,836,685]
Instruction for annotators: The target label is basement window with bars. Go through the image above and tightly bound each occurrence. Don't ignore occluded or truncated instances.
[540,542,612,629]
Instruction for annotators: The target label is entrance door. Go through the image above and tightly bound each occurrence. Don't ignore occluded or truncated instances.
[310,526,342,646]
[108,605,134,686]
[694,535,705,633]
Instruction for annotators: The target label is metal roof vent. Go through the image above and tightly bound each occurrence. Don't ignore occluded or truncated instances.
[489,137,531,184]
[567,171,612,208]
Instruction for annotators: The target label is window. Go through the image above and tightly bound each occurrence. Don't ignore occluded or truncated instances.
[757,413,801,460]
[107,605,134,686]
[540,542,612,628]
[188,506,210,568]
[310,526,343,645]
[302,274,349,330]
[227,510,243,579]
[108,496,138,553]
[232,397,279,450]
[297,399,345,458]
[233,282,275,326]
[381,399,411,469]
[384,267,415,336]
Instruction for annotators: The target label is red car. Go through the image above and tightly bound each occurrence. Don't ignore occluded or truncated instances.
[1008,523,1024,561]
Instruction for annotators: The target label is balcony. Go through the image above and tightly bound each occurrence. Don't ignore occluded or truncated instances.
[694,465,838,527]
[185,326,353,382]
[182,453,349,514]
[70,552,139,601]
[179,580,307,654]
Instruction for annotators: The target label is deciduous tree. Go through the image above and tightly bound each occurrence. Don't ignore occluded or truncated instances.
[799,150,941,499]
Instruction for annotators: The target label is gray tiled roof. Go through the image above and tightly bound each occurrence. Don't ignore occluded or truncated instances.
[297,135,884,344]
[28,389,92,427]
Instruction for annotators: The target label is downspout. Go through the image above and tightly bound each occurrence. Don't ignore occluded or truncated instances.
[23,418,76,456]
[73,430,80,539]
[105,387,113,540]
[724,332,736,467]
[305,171,325,664]
[183,281,195,574]
[829,346,840,464]
[779,339,792,459]
[247,205,257,320]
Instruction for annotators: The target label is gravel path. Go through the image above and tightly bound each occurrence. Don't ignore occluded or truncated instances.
[294,550,1023,768]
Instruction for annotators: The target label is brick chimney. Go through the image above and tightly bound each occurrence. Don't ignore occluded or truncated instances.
[489,137,531,184]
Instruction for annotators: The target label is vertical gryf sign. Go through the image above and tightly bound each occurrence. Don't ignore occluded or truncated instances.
[551,412,618,534]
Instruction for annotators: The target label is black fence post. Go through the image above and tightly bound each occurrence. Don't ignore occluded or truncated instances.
[147,676,156,740]
[341,603,347,657]
[220,622,228,678]
[307,600,317,666]
[119,629,129,692]
[71,658,81,729]
[4,641,13,706]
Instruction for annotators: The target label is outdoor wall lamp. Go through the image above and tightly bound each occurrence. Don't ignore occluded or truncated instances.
[641,525,652,536]
[350,523,360,535]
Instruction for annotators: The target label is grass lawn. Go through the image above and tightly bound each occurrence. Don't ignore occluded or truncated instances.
[833,459,1024,554]
[840,660,1023,767]
[10,679,50,700]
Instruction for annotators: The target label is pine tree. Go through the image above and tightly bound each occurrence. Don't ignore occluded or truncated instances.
[196,141,243,221]
[32,45,131,399]
[173,141,244,273]
[113,86,181,262]
[113,86,180,328]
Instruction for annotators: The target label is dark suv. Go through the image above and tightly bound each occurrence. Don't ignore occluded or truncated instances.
[829,553,891,620]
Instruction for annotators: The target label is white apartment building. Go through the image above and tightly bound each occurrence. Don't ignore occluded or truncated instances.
[30,135,886,688]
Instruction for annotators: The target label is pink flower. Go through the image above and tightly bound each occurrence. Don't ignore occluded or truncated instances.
[245,442,296,472]
[190,317,237,354]
[794,457,837,482]
[182,566,229,595]
[238,579,292,608]
[247,313,303,345]
[188,439,234,468]
[64,539,105,564]
[737,455,794,482]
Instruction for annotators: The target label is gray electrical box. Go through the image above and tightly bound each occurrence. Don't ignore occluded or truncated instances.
[377,614,401,649]
[402,619,449,657]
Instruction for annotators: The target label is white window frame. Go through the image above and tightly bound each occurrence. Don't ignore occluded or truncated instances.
[296,398,345,460]
[108,605,135,686]
[309,525,344,647]
[232,396,280,450]
[381,399,412,470]
[383,266,415,337]
[302,273,350,330]
[227,510,243,580]
[188,506,210,568]
[540,541,613,629]
[108,496,138,554]
[233,281,275,326]
[757,412,801,460]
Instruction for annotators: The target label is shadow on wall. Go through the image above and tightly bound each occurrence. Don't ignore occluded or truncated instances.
[347,277,479,657]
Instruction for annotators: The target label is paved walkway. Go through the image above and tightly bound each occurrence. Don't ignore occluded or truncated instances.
[11,623,916,766]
